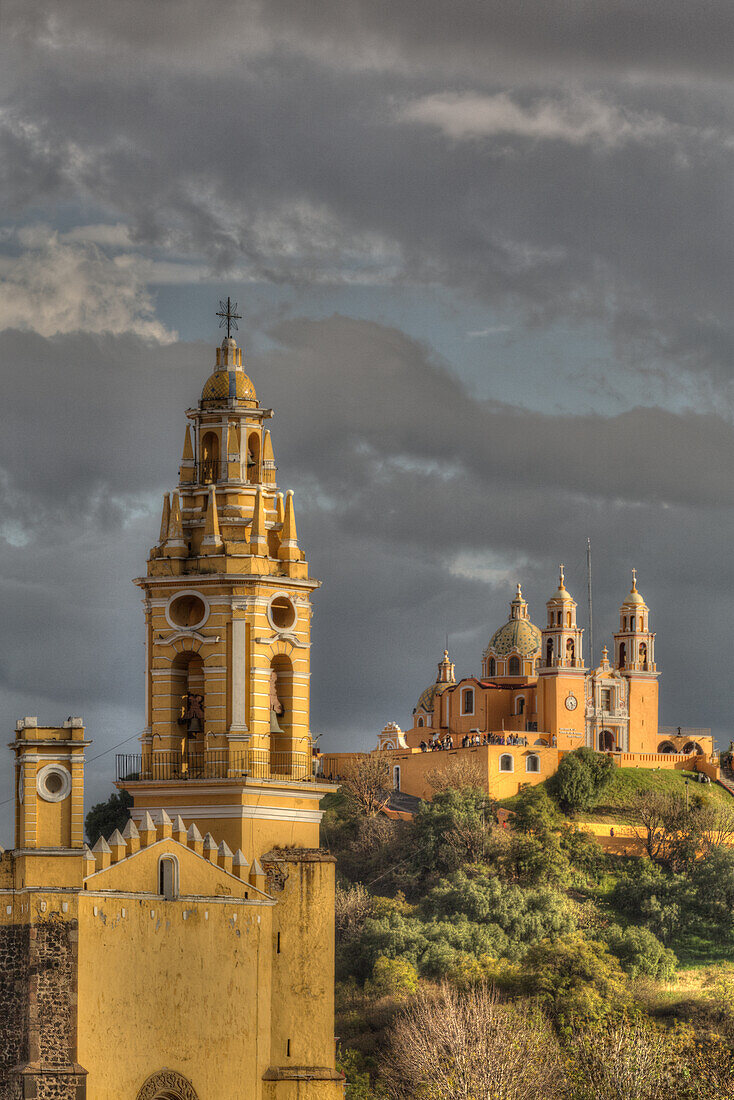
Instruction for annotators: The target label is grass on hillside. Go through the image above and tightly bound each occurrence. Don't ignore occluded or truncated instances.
[498,767,733,825]
[582,767,732,824]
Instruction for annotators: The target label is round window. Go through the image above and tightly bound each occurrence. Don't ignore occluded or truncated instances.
[269,596,296,631]
[167,592,208,630]
[36,764,72,803]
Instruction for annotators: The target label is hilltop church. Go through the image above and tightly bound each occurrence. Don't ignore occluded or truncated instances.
[322,570,715,800]
[0,317,342,1099]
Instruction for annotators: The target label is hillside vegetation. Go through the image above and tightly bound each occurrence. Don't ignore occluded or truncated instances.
[500,766,731,824]
[323,749,734,1099]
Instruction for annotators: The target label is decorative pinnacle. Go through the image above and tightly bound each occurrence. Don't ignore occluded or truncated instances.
[631,567,637,591]
[516,582,523,598]
[559,563,565,586]
[216,296,242,339]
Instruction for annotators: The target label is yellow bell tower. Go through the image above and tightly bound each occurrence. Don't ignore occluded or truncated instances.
[614,570,659,752]
[118,305,334,861]
[537,566,586,748]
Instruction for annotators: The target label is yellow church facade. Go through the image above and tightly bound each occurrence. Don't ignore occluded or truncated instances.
[0,321,342,1100]
[322,570,716,801]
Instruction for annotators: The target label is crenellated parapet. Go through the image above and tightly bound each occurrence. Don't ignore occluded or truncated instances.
[86,809,266,893]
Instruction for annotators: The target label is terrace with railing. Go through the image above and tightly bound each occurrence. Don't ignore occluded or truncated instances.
[116,749,313,784]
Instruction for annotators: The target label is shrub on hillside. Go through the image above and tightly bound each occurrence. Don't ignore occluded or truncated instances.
[424,869,576,943]
[518,935,630,1027]
[548,748,614,814]
[366,956,419,1000]
[510,785,563,837]
[381,982,566,1100]
[603,924,677,980]
[565,1020,682,1100]
[409,788,495,880]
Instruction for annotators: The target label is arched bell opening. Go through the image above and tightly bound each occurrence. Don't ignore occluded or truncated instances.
[269,654,294,774]
[172,651,206,762]
[200,431,219,483]
[247,431,261,483]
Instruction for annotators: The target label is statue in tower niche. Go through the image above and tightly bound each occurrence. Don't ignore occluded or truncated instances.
[270,669,285,735]
[180,692,205,736]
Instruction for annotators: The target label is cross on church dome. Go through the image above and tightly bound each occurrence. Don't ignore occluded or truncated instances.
[216,296,242,339]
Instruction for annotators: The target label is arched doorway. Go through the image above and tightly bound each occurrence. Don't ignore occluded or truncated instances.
[599,729,616,752]
[658,741,675,754]
[136,1070,199,1100]
[683,741,703,755]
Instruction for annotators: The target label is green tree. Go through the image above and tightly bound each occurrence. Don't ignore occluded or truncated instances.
[336,1047,381,1100]
[85,789,132,846]
[549,748,614,814]
[510,785,562,837]
[424,869,575,945]
[366,956,419,999]
[519,935,630,1027]
[604,924,677,980]
[410,788,495,880]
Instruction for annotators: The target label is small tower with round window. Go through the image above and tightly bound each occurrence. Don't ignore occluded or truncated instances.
[13,716,88,854]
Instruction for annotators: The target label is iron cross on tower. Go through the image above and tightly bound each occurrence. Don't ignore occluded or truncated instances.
[216,297,242,339]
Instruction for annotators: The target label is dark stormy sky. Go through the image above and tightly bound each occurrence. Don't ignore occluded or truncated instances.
[1,2,733,840]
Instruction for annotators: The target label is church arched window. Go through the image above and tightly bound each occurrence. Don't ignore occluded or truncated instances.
[488,658,496,677]
[618,642,626,668]
[509,656,520,677]
[566,611,572,627]
[546,638,554,666]
[516,696,525,715]
[639,642,648,669]
[158,856,178,900]
[525,754,540,773]
[417,717,424,727]
[499,754,513,772]
[566,638,575,661]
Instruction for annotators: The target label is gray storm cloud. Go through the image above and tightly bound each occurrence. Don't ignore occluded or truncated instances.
[0,2,733,840]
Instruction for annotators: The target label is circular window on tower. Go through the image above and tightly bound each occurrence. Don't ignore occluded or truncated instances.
[37,764,72,803]
[268,595,296,631]
[166,591,209,630]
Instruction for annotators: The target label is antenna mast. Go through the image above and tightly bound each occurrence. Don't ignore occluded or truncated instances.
[587,538,594,669]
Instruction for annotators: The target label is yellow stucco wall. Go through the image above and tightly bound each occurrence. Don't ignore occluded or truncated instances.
[76,891,273,1099]
[265,853,340,1078]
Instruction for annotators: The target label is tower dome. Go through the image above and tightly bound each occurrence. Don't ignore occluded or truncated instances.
[201,337,258,408]
[484,585,541,659]
[620,570,647,608]
[414,648,455,721]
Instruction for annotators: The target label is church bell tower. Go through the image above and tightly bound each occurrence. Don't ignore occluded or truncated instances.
[537,566,586,747]
[119,303,332,859]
